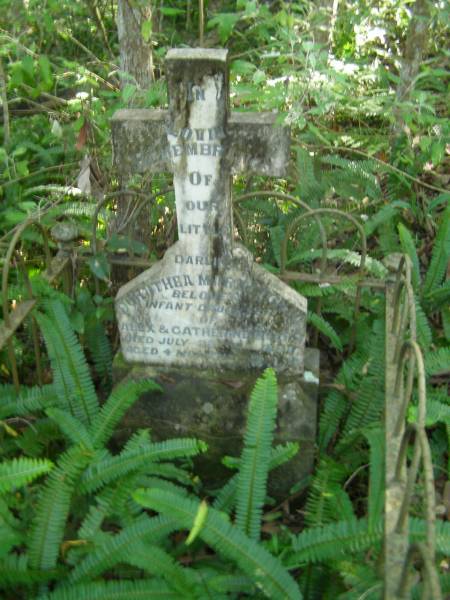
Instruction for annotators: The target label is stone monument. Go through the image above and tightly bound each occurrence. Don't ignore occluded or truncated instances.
[112,49,319,493]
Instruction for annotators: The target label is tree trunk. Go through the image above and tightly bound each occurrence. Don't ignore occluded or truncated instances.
[394,0,430,129]
[114,0,155,287]
[117,0,154,89]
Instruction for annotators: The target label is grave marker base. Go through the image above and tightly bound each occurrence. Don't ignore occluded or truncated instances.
[112,348,319,497]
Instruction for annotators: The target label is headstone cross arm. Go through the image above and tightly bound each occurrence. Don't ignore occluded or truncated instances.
[112,48,290,264]
[111,52,290,178]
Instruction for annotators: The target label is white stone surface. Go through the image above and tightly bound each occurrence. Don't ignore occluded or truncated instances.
[115,49,307,375]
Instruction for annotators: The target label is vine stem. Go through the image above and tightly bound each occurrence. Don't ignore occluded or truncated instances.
[199,0,204,45]
[0,59,10,147]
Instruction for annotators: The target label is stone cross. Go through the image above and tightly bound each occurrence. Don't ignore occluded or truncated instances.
[113,48,307,375]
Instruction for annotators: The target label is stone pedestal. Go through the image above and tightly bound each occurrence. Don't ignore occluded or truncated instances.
[112,348,319,497]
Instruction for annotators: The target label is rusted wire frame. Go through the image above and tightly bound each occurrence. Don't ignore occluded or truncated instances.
[17,254,43,386]
[1,220,50,390]
[234,191,329,275]
[389,262,439,598]
[126,187,175,236]
[282,207,367,349]
[397,542,442,600]
[394,340,426,436]
[91,188,174,258]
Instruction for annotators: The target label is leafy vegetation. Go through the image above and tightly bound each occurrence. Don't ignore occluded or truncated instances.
[1,0,449,598]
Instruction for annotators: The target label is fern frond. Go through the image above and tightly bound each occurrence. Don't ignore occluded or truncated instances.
[363,427,384,530]
[29,446,91,570]
[46,408,93,449]
[423,204,450,296]
[38,579,179,600]
[308,312,343,351]
[124,540,196,595]
[0,524,22,558]
[133,488,302,600]
[235,368,278,541]
[36,301,99,425]
[85,322,112,386]
[363,201,408,236]
[80,439,207,493]
[0,553,57,586]
[305,458,351,527]
[341,318,385,438]
[215,442,298,515]
[0,384,58,419]
[213,473,239,513]
[69,514,177,582]
[415,296,432,349]
[409,517,450,555]
[290,518,378,565]
[0,457,53,494]
[208,574,254,595]
[89,380,161,448]
[425,347,450,376]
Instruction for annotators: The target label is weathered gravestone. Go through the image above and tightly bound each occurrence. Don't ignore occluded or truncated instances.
[112,48,319,493]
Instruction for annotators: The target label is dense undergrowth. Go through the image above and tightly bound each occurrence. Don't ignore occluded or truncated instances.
[0,0,449,598]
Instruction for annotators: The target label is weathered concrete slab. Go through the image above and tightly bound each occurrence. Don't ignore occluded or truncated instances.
[113,348,319,495]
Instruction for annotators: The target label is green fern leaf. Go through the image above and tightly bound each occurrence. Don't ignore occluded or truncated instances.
[89,380,161,448]
[38,579,179,600]
[85,322,112,386]
[363,201,408,236]
[0,384,58,419]
[134,488,302,600]
[341,318,385,438]
[308,312,343,351]
[0,553,58,586]
[235,368,278,541]
[363,427,385,530]
[46,408,93,449]
[69,514,177,582]
[29,446,91,570]
[0,457,53,494]
[290,518,379,565]
[425,348,450,376]
[423,204,450,296]
[305,458,351,527]
[124,540,196,595]
[36,301,99,425]
[80,439,207,493]
[415,296,432,349]
[214,442,298,514]
[213,474,238,515]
